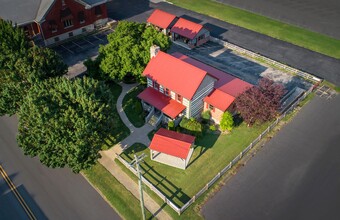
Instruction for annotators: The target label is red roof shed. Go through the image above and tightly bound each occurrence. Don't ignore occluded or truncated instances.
[147,9,177,29]
[149,128,195,159]
[171,18,203,39]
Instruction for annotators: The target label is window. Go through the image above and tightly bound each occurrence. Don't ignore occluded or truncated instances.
[95,6,102,16]
[198,34,205,41]
[82,28,87,33]
[63,19,73,28]
[176,94,182,103]
[154,82,159,91]
[68,32,73,37]
[208,104,215,111]
[78,11,85,24]
[54,37,60,42]
[165,88,170,96]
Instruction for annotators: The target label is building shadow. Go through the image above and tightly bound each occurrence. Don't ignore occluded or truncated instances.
[204,22,228,38]
[179,15,203,24]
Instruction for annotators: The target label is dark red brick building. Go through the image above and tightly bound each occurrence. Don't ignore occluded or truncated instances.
[0,0,109,45]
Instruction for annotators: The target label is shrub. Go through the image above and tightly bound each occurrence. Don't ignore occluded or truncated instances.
[209,125,216,131]
[220,111,234,132]
[179,117,202,136]
[201,110,211,120]
[168,120,175,130]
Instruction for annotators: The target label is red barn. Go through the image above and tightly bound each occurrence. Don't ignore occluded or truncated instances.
[0,0,109,46]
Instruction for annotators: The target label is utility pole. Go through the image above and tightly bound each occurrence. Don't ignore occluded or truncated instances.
[130,153,146,220]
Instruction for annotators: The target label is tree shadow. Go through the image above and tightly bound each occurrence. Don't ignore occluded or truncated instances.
[233,114,243,127]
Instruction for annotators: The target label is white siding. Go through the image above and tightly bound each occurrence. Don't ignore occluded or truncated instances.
[189,75,216,118]
[147,78,153,88]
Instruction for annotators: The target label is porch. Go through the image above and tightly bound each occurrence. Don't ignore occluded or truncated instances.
[138,87,186,128]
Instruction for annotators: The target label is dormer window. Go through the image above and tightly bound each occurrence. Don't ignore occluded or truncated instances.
[176,94,182,103]
[95,6,102,16]
[78,11,85,24]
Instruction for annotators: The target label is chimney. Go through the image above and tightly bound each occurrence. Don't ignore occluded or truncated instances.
[150,45,160,59]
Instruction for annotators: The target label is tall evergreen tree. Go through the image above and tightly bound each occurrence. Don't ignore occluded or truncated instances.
[17,77,118,172]
[0,20,67,115]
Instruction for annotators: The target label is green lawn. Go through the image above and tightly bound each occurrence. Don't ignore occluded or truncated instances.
[169,0,340,59]
[101,82,130,150]
[122,85,146,128]
[83,163,153,220]
[120,122,269,207]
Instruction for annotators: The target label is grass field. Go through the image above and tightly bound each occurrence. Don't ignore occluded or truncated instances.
[101,82,130,150]
[83,163,153,220]
[169,0,340,59]
[120,121,269,207]
[122,85,146,128]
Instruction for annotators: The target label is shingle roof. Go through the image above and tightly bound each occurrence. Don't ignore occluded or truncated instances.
[147,9,177,29]
[0,0,107,25]
[149,128,195,159]
[171,18,203,40]
[143,51,208,100]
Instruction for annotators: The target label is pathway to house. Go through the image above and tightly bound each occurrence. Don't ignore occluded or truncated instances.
[98,83,172,220]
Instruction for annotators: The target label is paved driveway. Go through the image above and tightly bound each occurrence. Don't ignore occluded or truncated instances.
[202,95,340,220]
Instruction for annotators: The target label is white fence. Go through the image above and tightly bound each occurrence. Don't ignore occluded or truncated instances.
[210,37,322,83]
[117,85,314,215]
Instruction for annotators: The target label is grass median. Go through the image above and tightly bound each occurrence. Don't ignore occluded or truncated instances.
[169,0,340,59]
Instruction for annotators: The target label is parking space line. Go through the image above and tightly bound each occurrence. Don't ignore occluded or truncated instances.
[72,41,83,49]
[84,38,95,45]
[93,35,105,42]
[60,45,74,54]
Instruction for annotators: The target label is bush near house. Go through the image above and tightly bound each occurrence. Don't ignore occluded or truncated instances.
[220,111,234,132]
[179,117,202,137]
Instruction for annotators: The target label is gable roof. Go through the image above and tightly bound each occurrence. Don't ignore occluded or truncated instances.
[138,87,186,119]
[147,9,177,29]
[172,52,252,97]
[143,51,208,100]
[0,0,54,25]
[171,18,203,40]
[0,0,107,25]
[204,89,235,111]
[149,128,195,159]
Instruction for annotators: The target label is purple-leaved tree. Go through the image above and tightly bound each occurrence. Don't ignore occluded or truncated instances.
[235,78,285,126]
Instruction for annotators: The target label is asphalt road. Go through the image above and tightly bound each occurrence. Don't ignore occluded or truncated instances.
[0,116,120,220]
[107,0,340,86]
[203,95,340,220]
[216,0,340,40]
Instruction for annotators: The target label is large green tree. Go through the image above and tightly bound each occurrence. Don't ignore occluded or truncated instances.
[0,20,67,115]
[98,21,171,82]
[17,77,118,172]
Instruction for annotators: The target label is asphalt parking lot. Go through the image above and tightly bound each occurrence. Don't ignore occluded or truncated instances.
[169,41,312,93]
[50,29,113,66]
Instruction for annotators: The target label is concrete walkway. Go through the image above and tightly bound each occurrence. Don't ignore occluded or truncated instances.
[98,83,171,220]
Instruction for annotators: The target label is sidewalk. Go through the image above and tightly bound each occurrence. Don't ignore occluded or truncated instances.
[99,83,171,220]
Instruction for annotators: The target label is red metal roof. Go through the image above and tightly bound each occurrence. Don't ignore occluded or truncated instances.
[147,9,177,29]
[149,128,195,159]
[143,51,208,100]
[137,87,186,119]
[172,52,253,97]
[204,89,235,111]
[171,18,203,40]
